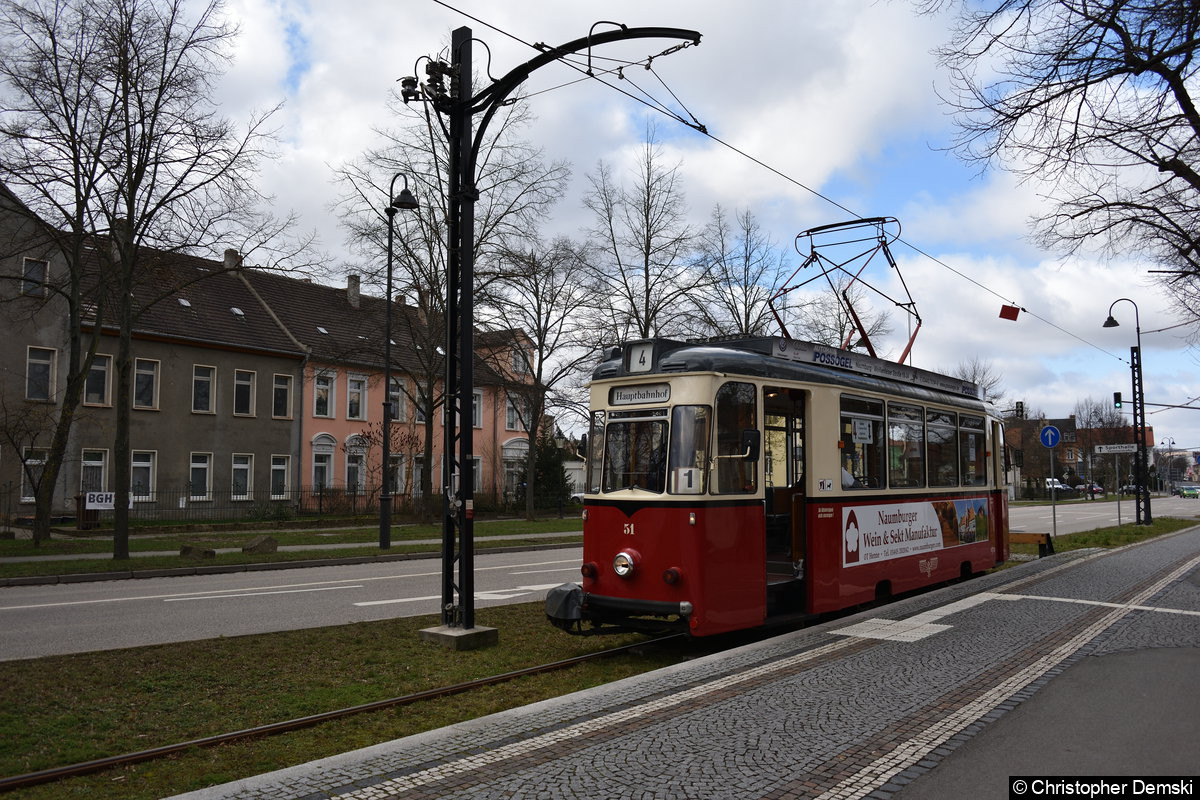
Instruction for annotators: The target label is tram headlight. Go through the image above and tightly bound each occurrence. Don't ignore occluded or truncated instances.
[612,551,638,578]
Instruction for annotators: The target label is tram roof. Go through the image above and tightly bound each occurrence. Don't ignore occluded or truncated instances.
[594,336,989,411]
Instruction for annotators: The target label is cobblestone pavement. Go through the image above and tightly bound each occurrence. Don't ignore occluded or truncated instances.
[169,528,1200,800]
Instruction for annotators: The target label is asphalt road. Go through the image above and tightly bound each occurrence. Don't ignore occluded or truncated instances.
[1009,494,1200,536]
[0,547,583,661]
[4,497,1196,662]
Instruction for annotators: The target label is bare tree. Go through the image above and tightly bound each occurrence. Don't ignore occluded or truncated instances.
[689,205,790,337]
[788,276,894,352]
[925,0,1200,323]
[949,355,1006,404]
[1073,394,1128,488]
[333,95,569,508]
[582,123,705,342]
[0,0,304,555]
[482,237,601,519]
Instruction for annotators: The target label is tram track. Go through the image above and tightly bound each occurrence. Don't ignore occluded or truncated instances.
[0,634,684,793]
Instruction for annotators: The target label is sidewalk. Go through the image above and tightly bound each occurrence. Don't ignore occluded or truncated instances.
[168,527,1200,800]
[0,530,579,564]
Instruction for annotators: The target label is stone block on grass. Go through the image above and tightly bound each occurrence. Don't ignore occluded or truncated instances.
[180,544,216,559]
[242,535,278,554]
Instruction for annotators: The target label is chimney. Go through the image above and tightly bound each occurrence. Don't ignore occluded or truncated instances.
[224,248,242,272]
[347,274,360,309]
[111,218,130,262]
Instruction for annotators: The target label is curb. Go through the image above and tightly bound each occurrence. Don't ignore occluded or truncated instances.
[0,542,578,588]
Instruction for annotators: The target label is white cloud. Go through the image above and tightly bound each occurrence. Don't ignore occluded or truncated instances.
[203,0,1200,449]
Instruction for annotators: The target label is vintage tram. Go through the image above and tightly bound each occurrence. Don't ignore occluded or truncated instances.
[546,336,1009,637]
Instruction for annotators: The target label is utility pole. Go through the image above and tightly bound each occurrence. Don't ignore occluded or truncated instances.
[408,23,702,650]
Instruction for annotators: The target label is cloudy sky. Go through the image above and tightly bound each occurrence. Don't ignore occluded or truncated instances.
[215,0,1200,459]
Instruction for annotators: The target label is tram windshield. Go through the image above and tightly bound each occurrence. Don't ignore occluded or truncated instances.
[603,410,668,492]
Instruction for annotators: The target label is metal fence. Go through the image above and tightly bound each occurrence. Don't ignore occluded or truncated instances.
[0,484,575,530]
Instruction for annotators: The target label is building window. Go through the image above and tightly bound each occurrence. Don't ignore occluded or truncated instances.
[81,449,107,493]
[189,452,212,500]
[314,373,334,418]
[192,365,215,413]
[312,433,335,488]
[506,397,527,431]
[502,440,528,497]
[347,376,366,420]
[20,448,47,502]
[414,386,427,424]
[21,258,47,296]
[84,355,112,406]
[272,374,293,419]
[346,435,366,494]
[389,377,406,422]
[472,390,483,428]
[232,454,253,500]
[388,454,405,495]
[233,370,256,416]
[26,347,55,401]
[512,348,531,376]
[134,359,159,409]
[131,451,156,500]
[271,455,290,499]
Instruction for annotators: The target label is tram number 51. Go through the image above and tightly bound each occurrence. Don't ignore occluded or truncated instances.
[623,523,636,536]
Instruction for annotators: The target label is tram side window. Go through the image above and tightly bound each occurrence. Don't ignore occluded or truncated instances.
[960,414,988,486]
[603,411,668,493]
[840,396,884,489]
[888,403,926,488]
[586,411,605,494]
[714,382,757,494]
[669,405,711,494]
[927,410,959,487]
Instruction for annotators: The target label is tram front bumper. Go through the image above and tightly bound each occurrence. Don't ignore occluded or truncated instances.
[545,582,693,634]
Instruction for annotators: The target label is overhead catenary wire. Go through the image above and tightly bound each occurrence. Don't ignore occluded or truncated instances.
[426,0,1159,365]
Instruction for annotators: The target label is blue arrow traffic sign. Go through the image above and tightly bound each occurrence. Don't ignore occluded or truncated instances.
[1039,425,1061,449]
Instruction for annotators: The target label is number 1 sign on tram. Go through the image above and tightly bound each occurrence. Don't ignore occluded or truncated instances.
[1040,425,1061,449]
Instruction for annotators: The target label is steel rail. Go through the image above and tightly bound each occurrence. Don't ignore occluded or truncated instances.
[0,634,683,792]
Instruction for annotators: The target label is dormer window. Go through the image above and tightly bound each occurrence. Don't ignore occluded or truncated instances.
[317,326,329,335]
[178,297,192,307]
[230,307,245,318]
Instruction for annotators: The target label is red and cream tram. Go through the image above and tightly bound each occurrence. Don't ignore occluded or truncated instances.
[546,336,1009,637]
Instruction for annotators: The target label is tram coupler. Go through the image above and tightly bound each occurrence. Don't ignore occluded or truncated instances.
[545,583,584,633]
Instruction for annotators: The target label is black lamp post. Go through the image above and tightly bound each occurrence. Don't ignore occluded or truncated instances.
[1103,298,1151,524]
[380,173,419,549]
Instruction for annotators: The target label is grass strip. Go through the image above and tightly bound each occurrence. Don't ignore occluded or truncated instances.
[0,602,714,800]
[1005,516,1195,557]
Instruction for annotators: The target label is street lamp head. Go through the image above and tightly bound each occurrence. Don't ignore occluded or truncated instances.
[391,187,419,211]
[1102,315,1120,328]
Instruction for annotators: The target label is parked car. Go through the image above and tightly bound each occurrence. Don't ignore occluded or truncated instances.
[1081,483,1104,496]
[1119,484,1143,494]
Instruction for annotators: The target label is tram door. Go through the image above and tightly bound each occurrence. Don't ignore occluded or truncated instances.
[763,387,806,584]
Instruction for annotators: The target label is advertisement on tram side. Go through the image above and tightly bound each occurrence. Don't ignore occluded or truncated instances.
[842,498,989,567]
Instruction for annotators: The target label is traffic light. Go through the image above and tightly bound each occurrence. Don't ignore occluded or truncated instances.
[1015,401,1024,418]
[1113,391,1123,409]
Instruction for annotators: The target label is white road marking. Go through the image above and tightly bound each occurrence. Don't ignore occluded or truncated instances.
[0,557,581,611]
[164,586,363,602]
[365,584,563,605]
[353,595,441,607]
[508,567,580,576]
